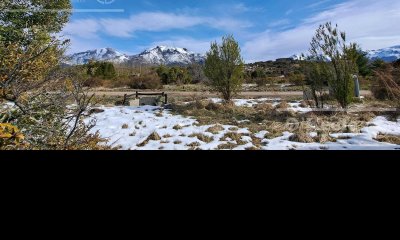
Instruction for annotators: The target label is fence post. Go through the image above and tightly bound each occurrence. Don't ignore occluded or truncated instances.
[165,94,168,104]
[123,94,127,106]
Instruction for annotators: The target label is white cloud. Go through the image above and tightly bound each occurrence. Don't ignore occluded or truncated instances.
[62,19,102,39]
[62,11,252,39]
[306,0,332,9]
[268,19,290,28]
[243,0,400,62]
[232,3,264,13]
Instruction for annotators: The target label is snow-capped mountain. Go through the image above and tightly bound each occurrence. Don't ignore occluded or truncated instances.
[65,46,205,66]
[65,48,129,65]
[130,46,205,66]
[367,45,400,62]
[290,54,306,61]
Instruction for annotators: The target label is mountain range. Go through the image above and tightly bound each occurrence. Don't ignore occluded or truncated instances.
[366,45,400,62]
[65,45,400,66]
[291,45,400,62]
[65,46,206,66]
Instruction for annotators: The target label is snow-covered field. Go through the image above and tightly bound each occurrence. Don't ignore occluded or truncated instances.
[87,104,400,150]
[209,98,312,112]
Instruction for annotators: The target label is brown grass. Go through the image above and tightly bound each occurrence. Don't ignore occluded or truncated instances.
[228,127,239,131]
[255,103,274,112]
[217,142,238,150]
[174,140,182,145]
[299,101,308,108]
[289,123,314,143]
[186,142,201,147]
[205,102,222,111]
[137,132,161,147]
[173,124,183,130]
[375,134,400,145]
[276,101,290,109]
[221,132,247,145]
[121,124,129,129]
[206,124,225,134]
[188,133,214,143]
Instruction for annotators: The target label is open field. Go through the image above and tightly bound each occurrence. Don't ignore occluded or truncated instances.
[87,97,400,150]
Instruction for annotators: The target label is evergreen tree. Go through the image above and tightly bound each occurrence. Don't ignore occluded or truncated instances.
[204,35,244,101]
[345,43,371,77]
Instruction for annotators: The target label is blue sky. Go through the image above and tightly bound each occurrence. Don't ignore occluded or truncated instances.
[63,0,400,62]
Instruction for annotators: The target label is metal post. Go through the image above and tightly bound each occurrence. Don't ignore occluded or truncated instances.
[353,75,360,98]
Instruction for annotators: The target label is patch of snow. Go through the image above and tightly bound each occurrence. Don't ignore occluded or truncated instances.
[87,106,252,150]
[86,105,400,150]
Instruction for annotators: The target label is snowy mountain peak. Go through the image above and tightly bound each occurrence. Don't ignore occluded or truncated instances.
[366,45,400,62]
[131,46,205,66]
[65,46,205,66]
[65,47,129,65]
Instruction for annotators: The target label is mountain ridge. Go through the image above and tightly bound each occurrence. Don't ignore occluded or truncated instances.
[65,46,206,66]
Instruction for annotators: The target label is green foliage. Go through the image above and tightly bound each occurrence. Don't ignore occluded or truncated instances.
[0,0,71,44]
[0,0,110,150]
[156,65,192,85]
[287,73,306,86]
[309,22,357,108]
[204,35,244,101]
[370,59,387,71]
[251,68,267,79]
[156,65,170,84]
[86,61,116,80]
[345,44,371,77]
[302,61,333,108]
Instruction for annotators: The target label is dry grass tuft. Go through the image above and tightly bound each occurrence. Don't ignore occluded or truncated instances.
[205,102,222,111]
[122,124,129,129]
[186,142,201,147]
[255,103,274,112]
[162,134,173,138]
[375,134,400,145]
[206,124,225,134]
[276,101,290,109]
[221,132,247,145]
[289,123,314,143]
[137,132,161,147]
[188,133,214,143]
[217,142,238,150]
[173,124,183,130]
[299,101,308,108]
[174,140,182,145]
